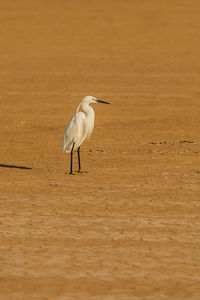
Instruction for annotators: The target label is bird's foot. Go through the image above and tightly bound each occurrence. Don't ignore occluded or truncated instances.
[65,171,76,175]
[75,169,88,174]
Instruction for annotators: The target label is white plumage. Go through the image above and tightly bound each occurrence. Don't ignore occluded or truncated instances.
[62,96,95,153]
[62,95,110,174]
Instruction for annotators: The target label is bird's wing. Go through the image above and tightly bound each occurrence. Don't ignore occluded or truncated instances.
[62,112,86,153]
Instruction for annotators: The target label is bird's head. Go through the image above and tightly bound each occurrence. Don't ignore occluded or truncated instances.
[82,95,110,105]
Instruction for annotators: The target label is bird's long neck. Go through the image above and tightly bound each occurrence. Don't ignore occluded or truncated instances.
[81,102,95,138]
[81,102,95,118]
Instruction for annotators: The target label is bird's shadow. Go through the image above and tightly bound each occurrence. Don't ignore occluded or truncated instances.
[0,164,32,170]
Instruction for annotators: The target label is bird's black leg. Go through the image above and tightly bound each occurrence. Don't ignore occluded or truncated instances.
[77,146,81,172]
[70,142,75,174]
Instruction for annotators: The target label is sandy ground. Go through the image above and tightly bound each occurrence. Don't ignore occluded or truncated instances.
[0,0,200,299]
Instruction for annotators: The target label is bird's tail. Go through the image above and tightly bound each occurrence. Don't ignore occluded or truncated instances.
[62,138,66,152]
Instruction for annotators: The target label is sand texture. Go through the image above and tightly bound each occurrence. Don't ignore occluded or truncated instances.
[0,0,200,299]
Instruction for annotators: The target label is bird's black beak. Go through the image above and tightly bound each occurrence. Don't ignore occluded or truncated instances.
[96,99,110,104]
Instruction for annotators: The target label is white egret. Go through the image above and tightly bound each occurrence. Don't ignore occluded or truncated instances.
[62,95,110,174]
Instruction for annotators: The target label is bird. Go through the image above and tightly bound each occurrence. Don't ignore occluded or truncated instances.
[62,95,110,174]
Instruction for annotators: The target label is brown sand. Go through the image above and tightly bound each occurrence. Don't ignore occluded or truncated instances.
[0,0,200,299]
